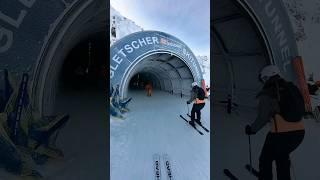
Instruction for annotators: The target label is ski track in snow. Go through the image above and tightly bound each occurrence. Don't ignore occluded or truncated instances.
[111,90,210,180]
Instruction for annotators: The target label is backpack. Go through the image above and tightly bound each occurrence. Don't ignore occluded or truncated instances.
[197,87,205,100]
[277,81,305,122]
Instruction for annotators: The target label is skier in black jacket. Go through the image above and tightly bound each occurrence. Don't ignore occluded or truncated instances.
[245,65,305,180]
[187,82,206,127]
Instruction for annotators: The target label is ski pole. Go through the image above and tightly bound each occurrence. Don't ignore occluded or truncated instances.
[248,134,253,173]
[187,104,190,115]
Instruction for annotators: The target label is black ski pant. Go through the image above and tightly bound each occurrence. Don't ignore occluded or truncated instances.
[191,103,205,123]
[259,130,305,180]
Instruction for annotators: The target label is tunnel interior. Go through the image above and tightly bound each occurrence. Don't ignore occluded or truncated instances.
[128,73,161,90]
[31,0,107,117]
[15,1,110,178]
[59,32,107,92]
[125,53,195,97]
[213,0,272,108]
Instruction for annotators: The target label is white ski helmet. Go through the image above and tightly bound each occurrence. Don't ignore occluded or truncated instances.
[259,65,281,83]
[191,82,198,87]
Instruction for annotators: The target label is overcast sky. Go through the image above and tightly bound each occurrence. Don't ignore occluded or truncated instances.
[110,0,210,57]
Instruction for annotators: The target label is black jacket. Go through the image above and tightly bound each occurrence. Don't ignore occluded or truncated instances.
[187,86,202,103]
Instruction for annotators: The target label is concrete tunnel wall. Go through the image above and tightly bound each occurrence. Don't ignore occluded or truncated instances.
[0,0,106,116]
[213,0,300,108]
[110,31,204,99]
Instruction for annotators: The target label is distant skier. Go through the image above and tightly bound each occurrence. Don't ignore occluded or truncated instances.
[187,82,206,127]
[245,65,305,180]
[145,81,153,97]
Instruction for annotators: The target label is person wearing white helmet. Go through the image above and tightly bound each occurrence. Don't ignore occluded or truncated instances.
[187,81,206,127]
[258,65,281,83]
[245,65,305,180]
[191,82,198,87]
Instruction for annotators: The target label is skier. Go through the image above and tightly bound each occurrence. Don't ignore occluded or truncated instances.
[145,81,153,97]
[187,82,206,127]
[245,65,305,180]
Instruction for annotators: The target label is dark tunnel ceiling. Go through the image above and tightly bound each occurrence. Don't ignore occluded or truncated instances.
[213,0,270,107]
[213,0,267,57]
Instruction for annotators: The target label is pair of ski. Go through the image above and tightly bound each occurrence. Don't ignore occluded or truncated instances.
[224,164,259,180]
[179,114,210,135]
[153,153,174,180]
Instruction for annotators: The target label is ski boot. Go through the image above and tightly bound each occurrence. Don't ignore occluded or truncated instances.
[195,119,202,125]
[189,120,195,127]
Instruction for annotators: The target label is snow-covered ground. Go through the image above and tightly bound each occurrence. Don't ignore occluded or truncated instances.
[44,89,108,180]
[212,103,320,180]
[110,90,210,180]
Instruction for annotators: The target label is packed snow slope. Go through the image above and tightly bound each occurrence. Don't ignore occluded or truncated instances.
[109,6,211,180]
[110,90,210,180]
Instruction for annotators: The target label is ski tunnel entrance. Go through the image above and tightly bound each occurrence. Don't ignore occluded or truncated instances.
[110,31,204,105]
[30,0,106,117]
[110,33,211,180]
[26,1,108,178]
[213,0,299,108]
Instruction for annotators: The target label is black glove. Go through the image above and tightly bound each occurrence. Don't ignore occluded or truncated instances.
[187,101,191,104]
[245,125,255,135]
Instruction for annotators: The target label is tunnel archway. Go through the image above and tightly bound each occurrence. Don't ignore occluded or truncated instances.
[213,0,299,107]
[0,0,106,116]
[30,0,106,116]
[110,31,203,99]
[59,32,106,92]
